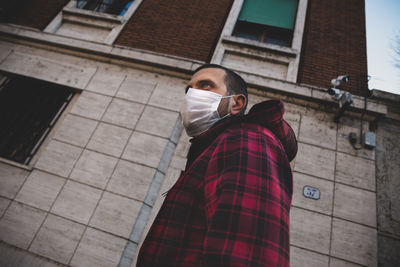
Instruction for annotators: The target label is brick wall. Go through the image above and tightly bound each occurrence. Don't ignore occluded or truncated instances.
[115,0,233,62]
[4,0,68,30]
[297,0,369,97]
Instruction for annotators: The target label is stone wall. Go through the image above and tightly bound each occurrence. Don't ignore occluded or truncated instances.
[0,42,189,266]
[287,104,377,266]
[376,118,400,267]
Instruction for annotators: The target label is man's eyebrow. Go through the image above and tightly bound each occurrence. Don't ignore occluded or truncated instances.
[197,79,216,87]
[185,78,216,92]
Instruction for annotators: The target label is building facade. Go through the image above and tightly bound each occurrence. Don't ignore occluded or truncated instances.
[0,0,399,266]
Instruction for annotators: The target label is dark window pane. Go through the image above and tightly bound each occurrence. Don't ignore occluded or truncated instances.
[118,1,133,16]
[234,20,263,41]
[236,32,259,41]
[234,21,293,47]
[262,25,292,47]
[76,0,134,15]
[264,37,288,46]
[0,74,74,164]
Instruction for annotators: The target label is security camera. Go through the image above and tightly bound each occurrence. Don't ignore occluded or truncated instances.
[337,75,350,82]
[328,75,349,100]
[340,92,353,107]
[331,75,349,87]
[328,88,342,100]
[334,92,354,123]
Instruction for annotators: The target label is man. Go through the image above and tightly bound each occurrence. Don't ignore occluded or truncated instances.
[137,64,297,266]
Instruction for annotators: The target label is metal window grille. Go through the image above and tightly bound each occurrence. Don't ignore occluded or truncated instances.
[0,74,75,165]
[76,0,133,15]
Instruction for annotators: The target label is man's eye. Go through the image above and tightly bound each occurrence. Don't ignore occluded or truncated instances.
[199,82,211,89]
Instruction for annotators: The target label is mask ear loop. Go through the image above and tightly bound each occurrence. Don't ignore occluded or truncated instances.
[219,95,235,119]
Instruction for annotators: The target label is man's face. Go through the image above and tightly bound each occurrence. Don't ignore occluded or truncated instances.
[186,68,230,116]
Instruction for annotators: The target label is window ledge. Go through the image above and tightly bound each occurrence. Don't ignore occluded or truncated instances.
[62,6,123,29]
[222,35,298,58]
[0,157,33,171]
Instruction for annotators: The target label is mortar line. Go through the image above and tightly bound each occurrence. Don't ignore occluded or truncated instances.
[26,93,98,252]
[290,244,365,267]
[293,169,376,193]
[115,80,160,267]
[0,167,30,222]
[67,74,134,266]
[0,240,69,267]
[328,121,339,266]
[118,117,183,267]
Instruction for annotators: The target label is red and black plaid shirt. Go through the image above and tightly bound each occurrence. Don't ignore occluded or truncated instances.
[137,100,297,267]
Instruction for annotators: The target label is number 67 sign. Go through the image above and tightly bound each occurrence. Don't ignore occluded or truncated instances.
[303,185,320,200]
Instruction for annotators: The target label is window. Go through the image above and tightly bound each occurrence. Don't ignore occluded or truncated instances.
[76,0,134,16]
[0,74,75,165]
[233,0,298,47]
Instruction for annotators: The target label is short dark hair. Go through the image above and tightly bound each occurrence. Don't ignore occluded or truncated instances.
[193,64,248,115]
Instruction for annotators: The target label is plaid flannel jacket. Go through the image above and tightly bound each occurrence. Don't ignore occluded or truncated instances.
[137,100,297,267]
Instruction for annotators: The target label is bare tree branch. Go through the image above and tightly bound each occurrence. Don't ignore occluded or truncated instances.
[393,31,400,69]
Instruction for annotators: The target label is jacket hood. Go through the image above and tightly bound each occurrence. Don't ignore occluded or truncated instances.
[244,100,298,161]
[186,100,298,169]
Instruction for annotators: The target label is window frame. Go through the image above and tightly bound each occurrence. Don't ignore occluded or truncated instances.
[232,0,299,48]
[210,0,309,83]
[76,0,135,16]
[0,73,76,166]
[233,20,294,47]
[44,0,144,45]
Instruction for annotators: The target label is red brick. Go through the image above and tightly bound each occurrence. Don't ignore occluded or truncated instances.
[4,0,69,30]
[115,0,233,62]
[298,0,369,97]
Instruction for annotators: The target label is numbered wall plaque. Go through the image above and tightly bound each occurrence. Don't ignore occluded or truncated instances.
[303,185,320,200]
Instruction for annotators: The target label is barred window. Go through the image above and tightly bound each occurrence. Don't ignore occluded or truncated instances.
[76,0,134,16]
[0,74,75,165]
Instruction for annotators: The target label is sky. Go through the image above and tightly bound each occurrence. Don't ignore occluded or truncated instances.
[365,0,400,95]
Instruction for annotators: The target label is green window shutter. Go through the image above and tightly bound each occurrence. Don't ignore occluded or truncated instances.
[238,0,298,30]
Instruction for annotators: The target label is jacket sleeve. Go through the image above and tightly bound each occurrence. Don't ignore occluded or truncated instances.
[202,128,291,267]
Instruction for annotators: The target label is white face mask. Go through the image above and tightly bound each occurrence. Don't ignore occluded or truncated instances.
[180,88,233,137]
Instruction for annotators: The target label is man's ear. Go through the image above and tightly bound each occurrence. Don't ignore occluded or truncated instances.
[230,94,246,115]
